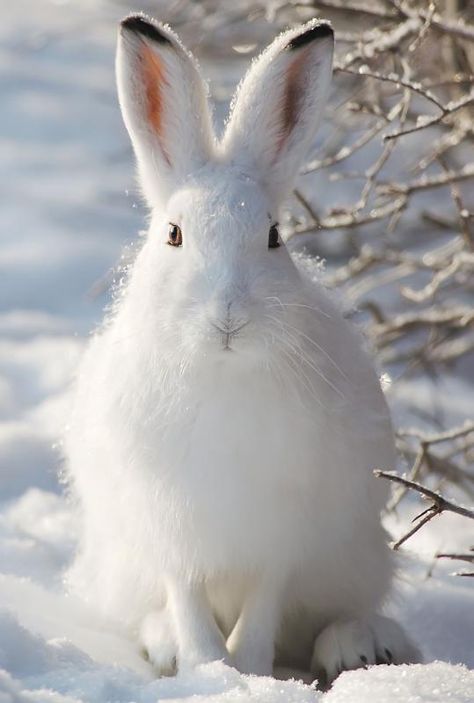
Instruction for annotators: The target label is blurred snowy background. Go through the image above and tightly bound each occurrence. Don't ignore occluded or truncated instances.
[0,0,473,701]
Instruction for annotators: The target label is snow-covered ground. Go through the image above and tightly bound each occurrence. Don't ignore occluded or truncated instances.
[1,1,473,701]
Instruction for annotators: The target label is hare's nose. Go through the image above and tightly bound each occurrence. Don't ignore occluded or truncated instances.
[208,296,249,334]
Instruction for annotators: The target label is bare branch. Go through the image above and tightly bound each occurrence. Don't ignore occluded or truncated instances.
[293,189,321,226]
[292,0,399,20]
[421,11,474,43]
[384,92,474,141]
[437,550,474,577]
[393,0,474,42]
[302,123,386,173]
[372,307,474,349]
[437,552,474,564]
[398,421,474,445]
[401,252,474,302]
[378,163,474,195]
[375,470,474,521]
[438,156,474,249]
[339,17,421,70]
[336,66,445,111]
[375,470,474,549]
[292,196,407,234]
[302,100,406,174]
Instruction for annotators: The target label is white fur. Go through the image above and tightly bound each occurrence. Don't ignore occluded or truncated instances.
[64,14,417,682]
[222,21,333,203]
[116,18,214,208]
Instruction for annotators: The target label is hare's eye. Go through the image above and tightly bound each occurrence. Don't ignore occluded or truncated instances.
[168,223,182,247]
[268,223,280,249]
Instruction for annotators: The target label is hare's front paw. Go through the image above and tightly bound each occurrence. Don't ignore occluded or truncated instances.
[227,630,274,676]
[310,615,419,687]
[140,610,178,677]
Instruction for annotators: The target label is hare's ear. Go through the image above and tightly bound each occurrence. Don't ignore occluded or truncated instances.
[117,15,214,207]
[222,20,334,203]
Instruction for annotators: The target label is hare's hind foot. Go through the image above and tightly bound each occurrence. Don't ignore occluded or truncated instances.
[310,615,420,688]
[140,610,178,676]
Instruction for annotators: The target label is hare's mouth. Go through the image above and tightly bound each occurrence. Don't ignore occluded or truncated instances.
[211,320,250,352]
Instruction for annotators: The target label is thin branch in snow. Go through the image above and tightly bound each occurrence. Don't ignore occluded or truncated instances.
[437,549,474,577]
[375,470,474,550]
[437,550,474,564]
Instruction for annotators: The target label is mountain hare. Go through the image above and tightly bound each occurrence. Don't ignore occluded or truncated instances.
[65,14,417,684]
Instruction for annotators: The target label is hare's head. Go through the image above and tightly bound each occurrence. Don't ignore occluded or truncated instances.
[117,15,333,360]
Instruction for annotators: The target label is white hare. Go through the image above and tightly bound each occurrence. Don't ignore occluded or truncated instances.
[65,14,418,684]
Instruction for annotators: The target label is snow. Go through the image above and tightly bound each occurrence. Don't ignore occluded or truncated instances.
[1,1,473,701]
[324,663,474,703]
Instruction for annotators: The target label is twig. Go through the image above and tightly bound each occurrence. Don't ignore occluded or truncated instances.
[292,0,399,20]
[378,163,474,195]
[418,10,474,44]
[336,66,444,111]
[375,472,474,513]
[293,189,321,226]
[438,156,474,249]
[350,83,411,214]
[407,0,435,53]
[302,100,406,174]
[398,421,474,445]
[372,307,474,346]
[338,17,421,70]
[375,470,474,550]
[384,92,474,140]
[413,126,471,173]
[393,1,474,42]
[437,550,474,577]
[293,196,407,234]
[401,252,474,302]
[437,551,474,564]
[303,123,386,173]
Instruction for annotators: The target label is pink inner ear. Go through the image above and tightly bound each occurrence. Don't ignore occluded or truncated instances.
[275,47,311,157]
[139,42,171,166]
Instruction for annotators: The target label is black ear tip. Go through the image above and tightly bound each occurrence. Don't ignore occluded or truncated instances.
[120,14,171,45]
[287,22,334,51]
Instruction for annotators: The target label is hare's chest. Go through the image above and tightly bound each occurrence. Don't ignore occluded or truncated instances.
[144,378,329,563]
[155,374,321,484]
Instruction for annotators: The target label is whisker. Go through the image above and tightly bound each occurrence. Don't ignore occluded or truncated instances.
[275,318,350,383]
[265,324,322,397]
[265,300,348,382]
[265,296,331,319]
[265,315,345,400]
[273,344,324,410]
